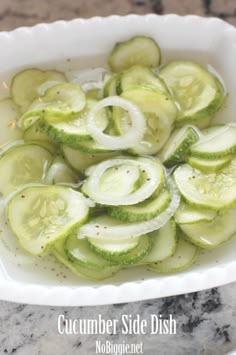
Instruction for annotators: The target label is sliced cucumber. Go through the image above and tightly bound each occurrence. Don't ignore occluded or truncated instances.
[159,126,199,167]
[187,155,231,173]
[22,82,86,122]
[103,74,119,97]
[149,234,198,273]
[114,85,177,154]
[116,65,168,95]
[83,156,165,206]
[174,201,216,224]
[109,188,170,222]
[160,61,224,123]
[0,98,22,146]
[176,115,212,129]
[6,185,89,255]
[141,219,177,263]
[72,139,114,153]
[0,143,52,196]
[61,144,119,172]
[23,120,57,145]
[100,163,141,195]
[88,235,140,257]
[11,68,66,113]
[174,159,236,210]
[97,234,152,265]
[179,206,236,248]
[190,125,236,159]
[109,36,161,72]
[41,99,108,147]
[53,238,120,281]
[46,155,77,184]
[65,234,114,269]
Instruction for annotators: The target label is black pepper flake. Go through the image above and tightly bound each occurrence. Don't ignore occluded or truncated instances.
[21,195,26,198]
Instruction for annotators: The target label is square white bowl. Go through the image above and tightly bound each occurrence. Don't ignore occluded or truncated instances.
[1,14,236,306]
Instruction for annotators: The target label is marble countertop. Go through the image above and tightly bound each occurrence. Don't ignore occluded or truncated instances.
[0,283,236,354]
[0,1,236,354]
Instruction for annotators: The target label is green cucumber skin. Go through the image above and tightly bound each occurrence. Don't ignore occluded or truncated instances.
[173,160,236,211]
[160,61,225,123]
[108,188,170,223]
[65,237,115,270]
[179,209,236,249]
[6,191,89,257]
[96,235,152,265]
[180,227,236,249]
[149,235,198,273]
[53,239,121,281]
[161,128,199,168]
[187,156,231,173]
[141,219,177,264]
[40,120,92,146]
[108,36,161,73]
[190,146,236,159]
[116,65,168,95]
[88,238,139,258]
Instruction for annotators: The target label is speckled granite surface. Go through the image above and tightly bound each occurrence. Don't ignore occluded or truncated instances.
[0,0,235,30]
[1,284,236,354]
[0,1,236,355]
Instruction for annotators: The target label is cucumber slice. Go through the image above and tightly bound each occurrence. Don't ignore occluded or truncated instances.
[0,98,22,146]
[103,74,119,97]
[190,125,236,159]
[98,234,152,265]
[11,68,66,113]
[116,65,168,95]
[41,99,109,147]
[109,188,170,222]
[46,155,77,184]
[176,115,212,129]
[23,121,57,144]
[83,156,165,206]
[160,61,224,122]
[6,185,89,255]
[109,36,161,72]
[159,126,199,167]
[72,139,114,153]
[173,159,236,210]
[179,206,236,248]
[53,238,120,281]
[187,156,231,173]
[61,144,119,172]
[65,234,114,269]
[149,234,198,273]
[22,82,86,122]
[114,86,177,155]
[88,235,140,257]
[0,143,52,196]
[99,163,142,196]
[141,219,177,263]
[174,201,216,224]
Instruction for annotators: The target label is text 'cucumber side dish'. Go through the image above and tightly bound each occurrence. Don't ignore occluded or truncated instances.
[1,35,235,281]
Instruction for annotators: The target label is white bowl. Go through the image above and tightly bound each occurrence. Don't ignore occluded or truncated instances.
[1,14,236,306]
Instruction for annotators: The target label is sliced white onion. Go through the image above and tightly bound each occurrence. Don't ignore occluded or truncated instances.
[44,162,66,184]
[87,96,146,149]
[78,178,180,240]
[85,158,163,206]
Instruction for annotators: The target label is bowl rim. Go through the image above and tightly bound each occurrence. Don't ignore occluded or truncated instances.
[1,14,236,306]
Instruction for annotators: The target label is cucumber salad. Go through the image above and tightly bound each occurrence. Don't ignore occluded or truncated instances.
[0,35,235,281]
